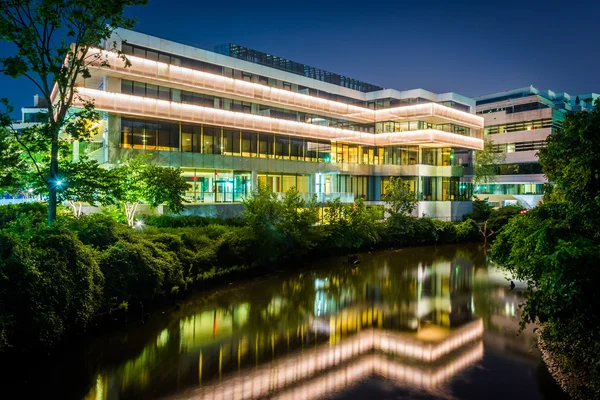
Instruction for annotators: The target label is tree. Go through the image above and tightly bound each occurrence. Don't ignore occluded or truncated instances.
[277,187,319,252]
[474,137,505,185]
[490,101,600,398]
[57,156,115,217]
[242,183,281,237]
[0,0,146,225]
[111,156,189,227]
[538,99,600,228]
[381,176,417,216]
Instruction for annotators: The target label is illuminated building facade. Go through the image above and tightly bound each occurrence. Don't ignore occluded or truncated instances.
[474,86,598,207]
[76,29,484,220]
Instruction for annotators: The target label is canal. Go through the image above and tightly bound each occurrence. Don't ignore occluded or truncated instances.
[8,244,566,399]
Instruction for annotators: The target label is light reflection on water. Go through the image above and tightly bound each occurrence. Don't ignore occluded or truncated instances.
[27,244,562,400]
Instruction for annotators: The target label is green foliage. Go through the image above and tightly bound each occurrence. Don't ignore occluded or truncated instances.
[111,155,189,227]
[278,188,320,253]
[382,177,418,216]
[97,238,184,309]
[490,101,600,398]
[462,196,493,221]
[539,100,600,228]
[144,215,245,228]
[67,213,125,249]
[324,198,379,249]
[58,156,116,217]
[474,137,505,185]
[0,226,103,351]
[383,214,479,246]
[0,202,47,228]
[0,0,147,224]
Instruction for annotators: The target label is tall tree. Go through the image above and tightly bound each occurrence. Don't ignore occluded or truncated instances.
[474,137,505,185]
[0,0,146,224]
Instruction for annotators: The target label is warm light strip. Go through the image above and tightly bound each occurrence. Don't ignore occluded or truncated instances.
[170,320,483,400]
[75,88,484,150]
[273,344,484,400]
[87,48,484,128]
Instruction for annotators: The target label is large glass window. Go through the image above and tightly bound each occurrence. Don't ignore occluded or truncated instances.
[121,118,133,147]
[203,126,219,154]
[132,120,145,148]
[258,133,273,158]
[290,138,303,160]
[275,136,289,159]
[145,121,158,150]
[223,129,240,156]
[242,131,257,157]
[181,124,198,153]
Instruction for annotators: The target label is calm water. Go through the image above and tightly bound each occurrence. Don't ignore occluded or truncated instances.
[7,244,567,400]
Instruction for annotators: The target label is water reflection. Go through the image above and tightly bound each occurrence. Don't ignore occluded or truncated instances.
[74,244,541,400]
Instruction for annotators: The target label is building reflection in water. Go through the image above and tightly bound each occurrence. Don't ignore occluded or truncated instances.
[83,245,529,400]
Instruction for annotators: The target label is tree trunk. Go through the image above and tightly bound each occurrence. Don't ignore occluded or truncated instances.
[47,139,59,225]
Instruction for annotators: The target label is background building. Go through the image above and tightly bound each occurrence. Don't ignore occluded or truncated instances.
[474,86,598,208]
[69,29,484,220]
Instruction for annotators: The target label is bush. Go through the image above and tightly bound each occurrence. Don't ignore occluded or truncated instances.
[67,214,126,249]
[97,238,185,308]
[0,202,47,228]
[0,227,103,352]
[215,227,257,267]
[145,214,245,228]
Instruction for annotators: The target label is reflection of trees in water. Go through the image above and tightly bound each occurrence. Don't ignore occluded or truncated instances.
[77,243,509,400]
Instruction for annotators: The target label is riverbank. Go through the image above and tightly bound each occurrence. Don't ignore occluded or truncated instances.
[0,201,489,355]
[0,243,565,400]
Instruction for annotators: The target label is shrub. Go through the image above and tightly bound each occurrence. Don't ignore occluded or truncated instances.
[0,227,103,351]
[215,227,257,267]
[97,238,185,308]
[67,213,125,249]
[0,202,47,228]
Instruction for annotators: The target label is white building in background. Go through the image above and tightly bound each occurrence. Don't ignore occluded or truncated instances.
[64,29,484,220]
[474,86,598,208]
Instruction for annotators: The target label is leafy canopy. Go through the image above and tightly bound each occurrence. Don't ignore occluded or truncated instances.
[382,176,417,216]
[0,0,147,224]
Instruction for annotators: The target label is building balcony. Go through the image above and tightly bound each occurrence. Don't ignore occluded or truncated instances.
[85,48,484,129]
[75,88,484,150]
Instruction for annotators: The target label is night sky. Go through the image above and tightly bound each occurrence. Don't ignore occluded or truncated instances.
[1,0,599,117]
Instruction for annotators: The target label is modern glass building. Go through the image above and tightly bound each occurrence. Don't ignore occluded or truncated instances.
[474,86,598,208]
[71,29,484,220]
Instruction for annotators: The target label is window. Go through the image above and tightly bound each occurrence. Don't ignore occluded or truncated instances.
[181,124,198,152]
[121,80,133,95]
[242,131,257,157]
[145,121,158,150]
[241,72,253,82]
[133,81,146,96]
[121,118,133,147]
[275,136,289,159]
[203,126,220,154]
[223,129,240,155]
[290,138,303,160]
[283,81,292,91]
[258,133,273,158]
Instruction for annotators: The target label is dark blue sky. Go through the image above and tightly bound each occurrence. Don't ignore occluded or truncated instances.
[2,0,599,116]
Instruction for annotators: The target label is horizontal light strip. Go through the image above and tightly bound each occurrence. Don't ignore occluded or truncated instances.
[87,49,484,128]
[75,88,484,150]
